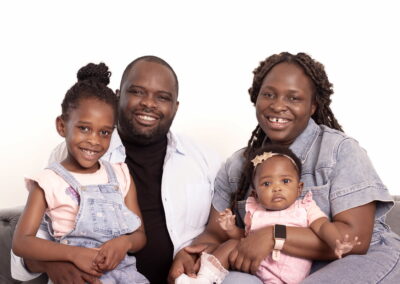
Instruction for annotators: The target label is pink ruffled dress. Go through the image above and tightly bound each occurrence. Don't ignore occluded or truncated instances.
[245,191,326,284]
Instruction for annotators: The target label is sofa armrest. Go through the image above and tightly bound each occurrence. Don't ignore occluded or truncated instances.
[386,195,400,236]
[0,206,47,284]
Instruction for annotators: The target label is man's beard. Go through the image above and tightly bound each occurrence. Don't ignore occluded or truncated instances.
[117,112,173,145]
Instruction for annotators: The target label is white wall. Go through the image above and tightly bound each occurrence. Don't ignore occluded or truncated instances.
[1,0,399,209]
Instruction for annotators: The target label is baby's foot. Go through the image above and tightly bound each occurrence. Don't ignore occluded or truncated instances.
[175,274,212,284]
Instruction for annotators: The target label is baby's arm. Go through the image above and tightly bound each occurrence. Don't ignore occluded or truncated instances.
[12,183,101,275]
[94,176,146,271]
[217,208,245,239]
[310,217,361,258]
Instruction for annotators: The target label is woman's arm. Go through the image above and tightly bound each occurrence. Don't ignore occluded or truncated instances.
[284,202,375,259]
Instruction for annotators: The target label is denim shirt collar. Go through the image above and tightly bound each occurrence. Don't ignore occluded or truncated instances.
[289,118,320,164]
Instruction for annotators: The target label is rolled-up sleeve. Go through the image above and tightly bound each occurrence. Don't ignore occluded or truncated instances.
[11,226,50,281]
[329,138,393,218]
[212,162,233,212]
[212,150,246,213]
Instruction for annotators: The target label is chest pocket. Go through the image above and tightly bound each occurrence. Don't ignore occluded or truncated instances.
[85,185,139,237]
[185,183,212,228]
[300,184,331,218]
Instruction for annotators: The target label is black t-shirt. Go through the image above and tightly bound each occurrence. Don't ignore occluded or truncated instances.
[123,136,173,284]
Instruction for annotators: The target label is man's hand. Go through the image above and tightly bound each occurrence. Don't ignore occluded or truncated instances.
[93,236,130,272]
[168,244,209,283]
[228,226,273,274]
[32,260,101,284]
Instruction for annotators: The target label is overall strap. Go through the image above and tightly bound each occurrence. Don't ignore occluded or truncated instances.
[46,162,81,191]
[101,160,119,185]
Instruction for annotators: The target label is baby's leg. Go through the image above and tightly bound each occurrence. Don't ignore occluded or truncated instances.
[175,239,238,284]
[212,239,240,269]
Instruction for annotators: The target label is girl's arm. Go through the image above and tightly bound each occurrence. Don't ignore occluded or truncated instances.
[12,183,100,275]
[93,175,146,271]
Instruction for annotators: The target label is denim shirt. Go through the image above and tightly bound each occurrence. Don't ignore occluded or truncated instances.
[212,119,394,241]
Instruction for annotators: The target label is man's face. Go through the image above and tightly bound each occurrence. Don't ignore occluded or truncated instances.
[118,60,179,144]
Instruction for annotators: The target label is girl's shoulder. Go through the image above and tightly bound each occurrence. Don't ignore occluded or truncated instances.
[107,162,131,196]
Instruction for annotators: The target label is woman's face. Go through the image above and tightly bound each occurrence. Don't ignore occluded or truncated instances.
[255,62,316,146]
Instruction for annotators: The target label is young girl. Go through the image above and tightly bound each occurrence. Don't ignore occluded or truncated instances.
[176,145,360,284]
[12,63,149,284]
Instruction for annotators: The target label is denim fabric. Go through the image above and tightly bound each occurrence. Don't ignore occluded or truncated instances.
[212,119,400,283]
[47,162,148,284]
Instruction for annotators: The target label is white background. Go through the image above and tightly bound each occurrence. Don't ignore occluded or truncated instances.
[1,0,399,209]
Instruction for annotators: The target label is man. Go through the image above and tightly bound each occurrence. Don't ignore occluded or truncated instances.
[11,56,221,284]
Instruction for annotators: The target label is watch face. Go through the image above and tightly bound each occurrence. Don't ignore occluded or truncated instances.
[275,224,286,239]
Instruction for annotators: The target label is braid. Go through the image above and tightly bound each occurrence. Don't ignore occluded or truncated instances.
[233,52,342,207]
[61,62,118,121]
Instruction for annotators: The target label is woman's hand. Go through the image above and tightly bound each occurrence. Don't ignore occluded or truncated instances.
[228,226,273,274]
[93,236,131,272]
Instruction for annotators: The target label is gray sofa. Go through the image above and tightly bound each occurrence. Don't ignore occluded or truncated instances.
[1,198,400,284]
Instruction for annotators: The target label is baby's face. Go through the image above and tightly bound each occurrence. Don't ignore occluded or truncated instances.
[253,156,302,211]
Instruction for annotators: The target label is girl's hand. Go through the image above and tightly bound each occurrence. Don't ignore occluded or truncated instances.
[218,208,236,231]
[93,236,130,272]
[70,247,102,276]
[334,234,361,258]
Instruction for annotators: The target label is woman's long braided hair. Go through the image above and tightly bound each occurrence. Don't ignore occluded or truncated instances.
[232,52,343,207]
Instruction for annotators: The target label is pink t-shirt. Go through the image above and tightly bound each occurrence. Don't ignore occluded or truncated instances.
[29,162,131,237]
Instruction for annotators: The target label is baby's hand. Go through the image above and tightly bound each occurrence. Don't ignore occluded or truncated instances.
[334,234,361,258]
[217,208,236,231]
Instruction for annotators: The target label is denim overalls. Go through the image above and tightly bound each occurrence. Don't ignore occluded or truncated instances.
[46,162,149,284]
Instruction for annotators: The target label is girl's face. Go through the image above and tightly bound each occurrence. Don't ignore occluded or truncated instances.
[253,156,303,211]
[56,97,115,173]
[255,62,316,146]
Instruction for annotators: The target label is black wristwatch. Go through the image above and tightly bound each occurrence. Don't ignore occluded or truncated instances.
[272,224,286,261]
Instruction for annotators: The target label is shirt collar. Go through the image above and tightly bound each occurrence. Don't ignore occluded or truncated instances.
[167,131,186,155]
[107,130,125,156]
[108,130,186,156]
[289,118,320,163]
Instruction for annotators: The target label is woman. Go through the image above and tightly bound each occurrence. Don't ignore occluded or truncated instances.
[169,52,399,283]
